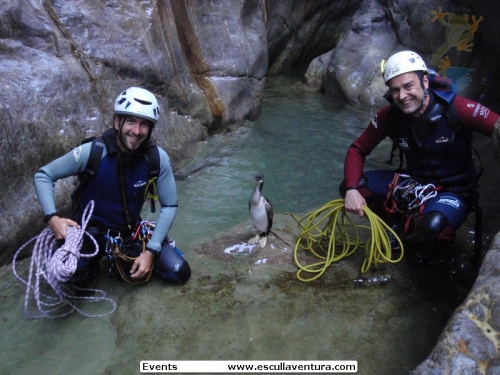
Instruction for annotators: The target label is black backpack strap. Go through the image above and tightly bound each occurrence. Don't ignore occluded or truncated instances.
[443,103,483,180]
[147,145,160,180]
[70,137,105,206]
[443,103,461,144]
[145,145,160,213]
[83,137,106,179]
[441,103,485,263]
[384,105,405,170]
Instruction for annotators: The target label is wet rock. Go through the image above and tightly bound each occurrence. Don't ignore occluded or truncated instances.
[411,234,500,374]
[321,0,399,106]
[194,213,297,271]
[303,50,333,91]
[266,0,362,75]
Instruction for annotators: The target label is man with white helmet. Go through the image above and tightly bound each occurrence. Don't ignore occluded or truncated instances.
[35,87,191,286]
[341,50,500,260]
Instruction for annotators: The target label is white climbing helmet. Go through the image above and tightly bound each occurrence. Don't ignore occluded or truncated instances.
[114,87,160,124]
[381,51,428,84]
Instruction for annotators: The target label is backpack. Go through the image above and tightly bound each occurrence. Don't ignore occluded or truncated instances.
[70,136,161,213]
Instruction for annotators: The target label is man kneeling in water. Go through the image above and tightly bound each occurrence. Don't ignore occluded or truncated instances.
[341,50,500,260]
[35,87,191,286]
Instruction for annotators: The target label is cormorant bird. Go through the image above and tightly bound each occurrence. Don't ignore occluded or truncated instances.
[248,174,273,248]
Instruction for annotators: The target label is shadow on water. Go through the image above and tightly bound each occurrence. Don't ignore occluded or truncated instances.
[1,74,488,375]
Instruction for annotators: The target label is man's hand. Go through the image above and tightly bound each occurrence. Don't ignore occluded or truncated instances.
[130,250,155,279]
[344,189,367,218]
[48,216,81,239]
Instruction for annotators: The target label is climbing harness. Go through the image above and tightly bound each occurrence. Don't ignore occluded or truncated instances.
[12,201,117,319]
[384,173,438,214]
[292,199,404,282]
[383,173,442,236]
[105,220,156,284]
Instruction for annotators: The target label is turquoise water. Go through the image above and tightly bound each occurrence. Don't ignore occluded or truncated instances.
[169,76,393,245]
[1,75,480,375]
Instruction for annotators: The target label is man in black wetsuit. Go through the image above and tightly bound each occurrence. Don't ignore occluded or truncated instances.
[35,87,191,285]
[341,51,500,258]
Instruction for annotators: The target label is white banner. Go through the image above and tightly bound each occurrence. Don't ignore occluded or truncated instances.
[140,360,358,373]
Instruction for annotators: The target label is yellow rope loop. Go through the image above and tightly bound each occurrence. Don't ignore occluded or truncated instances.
[144,177,158,201]
[293,199,404,282]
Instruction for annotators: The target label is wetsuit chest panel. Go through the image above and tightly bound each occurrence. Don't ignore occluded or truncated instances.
[393,114,475,187]
[81,154,149,232]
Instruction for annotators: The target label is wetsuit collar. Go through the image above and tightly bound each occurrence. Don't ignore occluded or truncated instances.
[103,128,119,155]
[423,91,450,124]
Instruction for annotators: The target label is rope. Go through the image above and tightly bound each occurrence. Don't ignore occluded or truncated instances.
[385,173,439,213]
[292,199,404,282]
[105,224,154,285]
[12,201,117,319]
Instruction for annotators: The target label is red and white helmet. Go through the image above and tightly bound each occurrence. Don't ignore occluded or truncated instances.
[382,51,427,84]
[114,87,160,124]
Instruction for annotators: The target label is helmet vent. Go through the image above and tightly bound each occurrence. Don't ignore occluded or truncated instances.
[135,98,152,105]
[382,51,427,84]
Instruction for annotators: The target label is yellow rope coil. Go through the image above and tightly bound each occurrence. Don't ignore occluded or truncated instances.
[293,199,404,282]
[144,177,159,201]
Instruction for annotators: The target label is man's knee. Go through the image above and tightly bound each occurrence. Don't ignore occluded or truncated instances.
[155,244,191,285]
[418,211,456,245]
[157,258,191,285]
[171,260,191,285]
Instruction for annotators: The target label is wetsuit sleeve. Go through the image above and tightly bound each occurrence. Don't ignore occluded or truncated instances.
[147,148,178,253]
[344,105,391,188]
[453,96,499,136]
[34,144,91,216]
